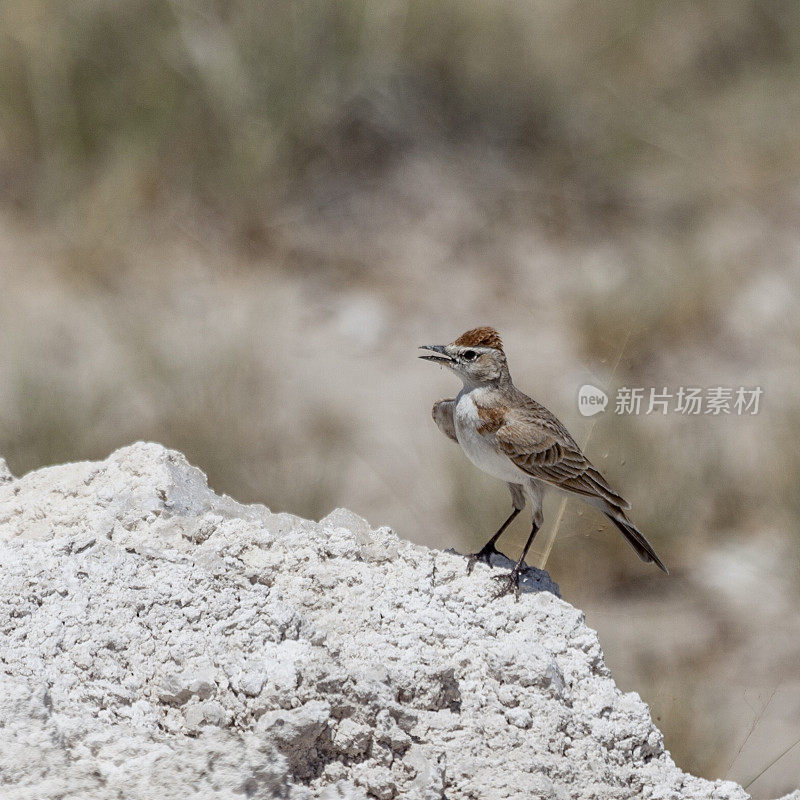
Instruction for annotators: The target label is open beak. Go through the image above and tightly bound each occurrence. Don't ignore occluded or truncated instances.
[418,345,453,364]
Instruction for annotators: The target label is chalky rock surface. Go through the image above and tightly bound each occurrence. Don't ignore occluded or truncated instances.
[0,443,782,799]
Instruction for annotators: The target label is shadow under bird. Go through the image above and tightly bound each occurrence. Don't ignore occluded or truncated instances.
[419,326,668,597]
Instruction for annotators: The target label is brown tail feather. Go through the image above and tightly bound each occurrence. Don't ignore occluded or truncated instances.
[604,513,669,574]
[585,467,631,510]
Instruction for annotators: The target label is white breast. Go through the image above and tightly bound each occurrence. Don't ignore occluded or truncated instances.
[454,392,526,484]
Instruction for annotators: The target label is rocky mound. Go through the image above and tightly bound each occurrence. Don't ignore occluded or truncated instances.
[0,444,790,799]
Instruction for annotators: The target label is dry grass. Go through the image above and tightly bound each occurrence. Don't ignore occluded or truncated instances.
[3,1,799,248]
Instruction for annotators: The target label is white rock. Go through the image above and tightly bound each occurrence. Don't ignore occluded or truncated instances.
[320,508,399,562]
[333,717,372,756]
[0,457,13,484]
[0,443,789,800]
[184,699,228,731]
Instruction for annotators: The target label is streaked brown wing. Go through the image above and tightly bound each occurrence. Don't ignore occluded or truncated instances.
[495,404,631,510]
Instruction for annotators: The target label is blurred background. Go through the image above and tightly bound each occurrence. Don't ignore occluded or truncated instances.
[1,0,799,795]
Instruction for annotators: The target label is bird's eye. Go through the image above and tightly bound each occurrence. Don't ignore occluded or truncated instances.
[462,350,477,361]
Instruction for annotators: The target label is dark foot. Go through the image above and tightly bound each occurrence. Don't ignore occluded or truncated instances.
[492,565,525,600]
[466,544,506,575]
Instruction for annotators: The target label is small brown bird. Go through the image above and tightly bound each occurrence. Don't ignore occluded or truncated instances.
[420,326,667,597]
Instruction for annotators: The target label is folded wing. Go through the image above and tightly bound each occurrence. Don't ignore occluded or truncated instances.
[431,399,458,443]
[494,396,668,573]
[495,403,630,510]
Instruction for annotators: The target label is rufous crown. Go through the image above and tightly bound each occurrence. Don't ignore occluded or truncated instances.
[453,326,504,352]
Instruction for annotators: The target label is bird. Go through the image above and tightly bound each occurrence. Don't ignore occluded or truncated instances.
[419,326,667,597]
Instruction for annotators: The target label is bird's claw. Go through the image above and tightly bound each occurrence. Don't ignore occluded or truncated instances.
[492,566,524,600]
[466,544,504,575]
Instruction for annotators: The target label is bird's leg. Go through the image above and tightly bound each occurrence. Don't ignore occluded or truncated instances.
[493,521,540,600]
[466,507,520,574]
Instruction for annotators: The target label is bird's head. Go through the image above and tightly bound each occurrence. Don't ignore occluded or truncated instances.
[419,326,509,387]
